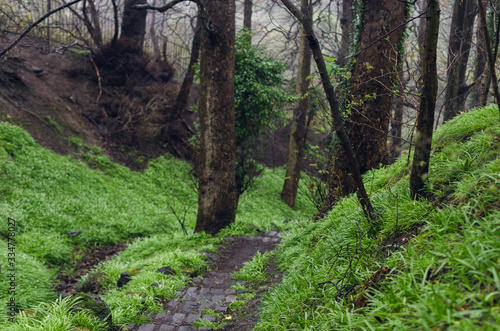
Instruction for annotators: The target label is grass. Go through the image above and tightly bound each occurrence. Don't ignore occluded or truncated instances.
[0,120,312,329]
[2,103,500,330]
[255,104,500,330]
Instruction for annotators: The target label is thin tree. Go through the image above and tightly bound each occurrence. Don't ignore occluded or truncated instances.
[169,14,202,121]
[478,0,500,112]
[473,4,488,107]
[281,0,311,209]
[479,0,500,106]
[337,0,354,68]
[279,0,375,221]
[443,0,477,122]
[244,0,253,29]
[410,0,440,198]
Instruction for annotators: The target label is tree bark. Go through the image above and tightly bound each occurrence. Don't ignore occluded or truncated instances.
[280,0,375,221]
[322,0,406,212]
[281,0,311,209]
[120,0,147,53]
[472,8,488,107]
[243,0,253,30]
[480,0,500,106]
[194,0,238,235]
[478,0,500,113]
[410,0,439,199]
[338,0,354,68]
[443,0,477,122]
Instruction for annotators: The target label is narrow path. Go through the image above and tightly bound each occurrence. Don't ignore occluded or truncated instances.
[129,231,282,331]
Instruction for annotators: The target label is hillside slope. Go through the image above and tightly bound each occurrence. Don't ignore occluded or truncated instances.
[256,105,500,330]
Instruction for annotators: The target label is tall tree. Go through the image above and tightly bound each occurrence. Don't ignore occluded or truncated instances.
[135,0,238,234]
[280,0,375,220]
[281,0,312,209]
[194,0,238,234]
[321,0,407,212]
[443,0,477,122]
[410,0,439,198]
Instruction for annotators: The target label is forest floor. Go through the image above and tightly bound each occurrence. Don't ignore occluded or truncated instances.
[129,232,283,331]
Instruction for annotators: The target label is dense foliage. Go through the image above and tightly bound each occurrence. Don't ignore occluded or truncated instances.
[234,28,296,195]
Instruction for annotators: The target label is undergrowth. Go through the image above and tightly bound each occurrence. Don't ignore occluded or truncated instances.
[2,103,500,330]
[256,105,500,330]
[0,121,312,329]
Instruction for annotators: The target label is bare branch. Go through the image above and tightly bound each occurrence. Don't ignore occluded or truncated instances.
[134,0,193,12]
[0,0,83,57]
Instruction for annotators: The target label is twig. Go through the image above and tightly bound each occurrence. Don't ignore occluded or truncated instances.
[89,55,103,105]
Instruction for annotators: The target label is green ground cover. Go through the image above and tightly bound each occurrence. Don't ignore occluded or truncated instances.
[256,105,500,330]
[0,122,313,329]
[1,104,500,330]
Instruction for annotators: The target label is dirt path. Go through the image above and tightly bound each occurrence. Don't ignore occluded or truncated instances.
[128,232,282,331]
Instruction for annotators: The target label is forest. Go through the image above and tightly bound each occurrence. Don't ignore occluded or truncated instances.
[0,0,500,330]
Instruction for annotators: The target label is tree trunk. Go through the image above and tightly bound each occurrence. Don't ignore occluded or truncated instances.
[170,15,202,121]
[473,8,488,107]
[281,0,311,209]
[338,0,354,68]
[243,0,253,30]
[322,0,406,212]
[194,0,237,235]
[480,0,500,105]
[280,0,375,221]
[81,0,103,47]
[410,0,439,199]
[120,0,147,53]
[389,78,404,162]
[478,0,500,113]
[443,0,477,122]
[149,0,161,61]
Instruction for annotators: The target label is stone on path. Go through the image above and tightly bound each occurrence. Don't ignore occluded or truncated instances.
[132,232,283,330]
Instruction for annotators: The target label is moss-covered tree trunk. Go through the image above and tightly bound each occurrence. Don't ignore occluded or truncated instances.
[281,0,311,209]
[321,0,406,213]
[443,0,477,122]
[410,0,439,198]
[194,0,237,235]
[280,0,375,220]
